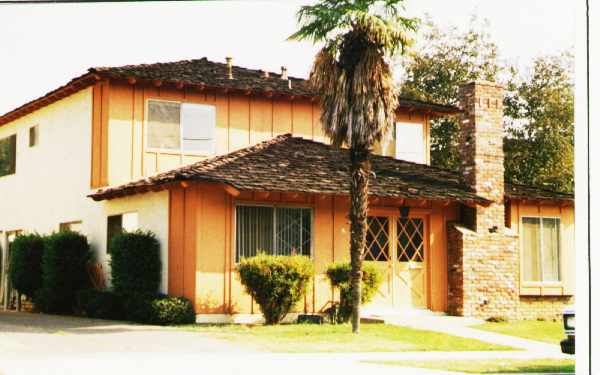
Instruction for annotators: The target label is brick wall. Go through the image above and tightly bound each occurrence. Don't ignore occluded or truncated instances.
[519,296,574,321]
[447,81,520,319]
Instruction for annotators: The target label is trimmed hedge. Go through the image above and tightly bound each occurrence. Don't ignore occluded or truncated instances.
[110,231,161,295]
[35,231,91,314]
[122,293,195,325]
[237,254,314,325]
[8,233,45,298]
[325,262,382,323]
[77,289,123,320]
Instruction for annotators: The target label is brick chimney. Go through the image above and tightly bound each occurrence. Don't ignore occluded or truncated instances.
[458,81,505,233]
[447,81,519,319]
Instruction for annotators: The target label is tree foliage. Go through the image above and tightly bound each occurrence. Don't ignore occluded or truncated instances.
[400,18,574,192]
[504,53,574,192]
[400,17,502,171]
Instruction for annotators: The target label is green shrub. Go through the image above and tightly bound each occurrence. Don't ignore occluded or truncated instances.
[110,231,161,295]
[122,293,195,325]
[35,231,91,314]
[237,254,314,325]
[77,289,123,320]
[8,233,45,298]
[325,262,383,323]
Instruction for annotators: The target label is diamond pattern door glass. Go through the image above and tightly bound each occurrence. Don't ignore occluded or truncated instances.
[365,216,390,261]
[397,218,424,262]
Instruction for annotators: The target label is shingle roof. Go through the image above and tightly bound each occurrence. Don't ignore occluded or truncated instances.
[0,57,460,128]
[90,57,461,115]
[89,134,489,205]
[504,183,574,204]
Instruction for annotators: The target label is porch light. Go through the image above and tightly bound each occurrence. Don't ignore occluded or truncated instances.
[399,206,410,218]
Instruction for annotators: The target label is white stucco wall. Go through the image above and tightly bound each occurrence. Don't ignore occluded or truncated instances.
[0,88,169,293]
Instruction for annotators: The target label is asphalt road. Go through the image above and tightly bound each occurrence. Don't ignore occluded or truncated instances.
[0,311,470,375]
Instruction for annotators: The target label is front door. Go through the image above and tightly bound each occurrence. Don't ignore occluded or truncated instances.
[394,217,426,308]
[364,214,427,309]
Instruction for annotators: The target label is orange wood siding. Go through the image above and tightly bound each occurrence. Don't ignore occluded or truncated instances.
[90,81,109,188]
[102,82,433,186]
[168,183,451,315]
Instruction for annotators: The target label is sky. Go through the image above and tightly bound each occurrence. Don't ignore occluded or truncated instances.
[0,0,575,115]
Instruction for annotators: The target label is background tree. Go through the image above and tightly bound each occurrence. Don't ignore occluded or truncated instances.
[400,18,574,192]
[291,0,418,333]
[503,53,574,192]
[400,16,502,171]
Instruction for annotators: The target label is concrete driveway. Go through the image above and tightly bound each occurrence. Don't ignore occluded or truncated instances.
[0,311,553,375]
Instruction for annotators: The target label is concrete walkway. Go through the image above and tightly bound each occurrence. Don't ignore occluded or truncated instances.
[374,312,567,356]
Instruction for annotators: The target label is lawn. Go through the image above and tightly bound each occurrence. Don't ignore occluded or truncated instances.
[366,358,575,373]
[473,320,564,344]
[178,323,516,352]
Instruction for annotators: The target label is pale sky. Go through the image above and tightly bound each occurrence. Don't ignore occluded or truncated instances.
[0,0,575,115]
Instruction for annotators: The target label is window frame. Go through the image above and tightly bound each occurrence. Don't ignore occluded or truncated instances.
[233,202,314,263]
[520,215,562,286]
[144,98,217,156]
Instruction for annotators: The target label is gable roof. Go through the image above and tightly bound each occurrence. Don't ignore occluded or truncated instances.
[0,57,460,127]
[89,134,489,205]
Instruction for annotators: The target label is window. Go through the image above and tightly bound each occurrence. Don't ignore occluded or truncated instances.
[107,212,138,252]
[365,217,390,261]
[59,221,83,233]
[0,134,16,177]
[147,100,216,154]
[29,126,39,147]
[236,205,311,261]
[395,122,425,164]
[522,217,561,282]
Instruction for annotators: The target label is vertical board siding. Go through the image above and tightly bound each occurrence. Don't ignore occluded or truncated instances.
[169,182,455,315]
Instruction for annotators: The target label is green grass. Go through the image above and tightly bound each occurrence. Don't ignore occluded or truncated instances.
[178,323,516,353]
[474,320,564,344]
[366,358,575,373]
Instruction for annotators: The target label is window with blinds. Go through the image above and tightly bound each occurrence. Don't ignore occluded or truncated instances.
[146,100,216,154]
[522,217,560,282]
[236,205,311,261]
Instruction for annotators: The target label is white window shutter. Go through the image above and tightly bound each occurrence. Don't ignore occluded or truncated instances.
[181,103,216,154]
[395,122,425,164]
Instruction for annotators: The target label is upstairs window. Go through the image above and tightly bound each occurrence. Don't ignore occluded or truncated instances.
[235,205,312,262]
[146,100,216,155]
[522,217,561,282]
[0,134,16,177]
[29,125,39,147]
[395,122,425,164]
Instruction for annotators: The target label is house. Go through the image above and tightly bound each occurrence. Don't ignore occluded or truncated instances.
[0,57,574,321]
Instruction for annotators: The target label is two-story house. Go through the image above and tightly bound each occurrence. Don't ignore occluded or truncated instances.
[0,57,574,322]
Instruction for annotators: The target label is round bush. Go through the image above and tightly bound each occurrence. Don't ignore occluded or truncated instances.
[110,231,161,295]
[8,233,45,298]
[237,254,314,325]
[77,289,123,320]
[35,231,91,314]
[122,293,195,325]
[325,261,382,323]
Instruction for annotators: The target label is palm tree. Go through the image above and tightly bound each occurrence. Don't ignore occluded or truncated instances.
[290,0,418,333]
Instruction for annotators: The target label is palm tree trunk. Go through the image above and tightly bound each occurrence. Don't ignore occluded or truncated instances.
[349,146,370,333]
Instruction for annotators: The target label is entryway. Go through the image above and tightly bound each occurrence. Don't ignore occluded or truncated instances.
[363,213,428,310]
